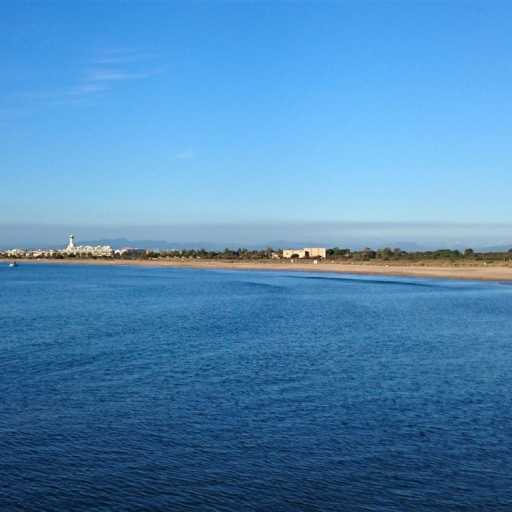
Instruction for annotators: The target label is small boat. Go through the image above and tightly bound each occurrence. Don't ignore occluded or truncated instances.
[8,261,17,267]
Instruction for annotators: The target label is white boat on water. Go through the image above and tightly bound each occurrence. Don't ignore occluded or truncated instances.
[8,262,17,267]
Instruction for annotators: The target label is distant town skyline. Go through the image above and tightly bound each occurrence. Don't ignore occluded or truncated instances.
[2,1,512,229]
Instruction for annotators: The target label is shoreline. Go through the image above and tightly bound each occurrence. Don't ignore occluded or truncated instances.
[3,257,512,282]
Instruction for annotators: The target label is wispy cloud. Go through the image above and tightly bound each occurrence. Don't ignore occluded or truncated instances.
[92,49,155,65]
[175,150,195,160]
[13,49,160,105]
[86,70,147,82]
[73,50,160,97]
[69,83,109,96]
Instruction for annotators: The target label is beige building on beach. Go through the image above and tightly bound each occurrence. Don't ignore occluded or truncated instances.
[282,247,327,259]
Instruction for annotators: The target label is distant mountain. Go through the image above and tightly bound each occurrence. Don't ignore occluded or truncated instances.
[81,239,263,250]
[72,238,497,252]
[82,238,178,249]
[265,240,432,251]
[4,237,511,252]
[476,244,512,252]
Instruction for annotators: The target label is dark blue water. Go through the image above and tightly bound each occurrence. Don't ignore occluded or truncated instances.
[1,263,512,511]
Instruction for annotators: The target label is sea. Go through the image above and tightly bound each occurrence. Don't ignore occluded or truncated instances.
[1,263,512,511]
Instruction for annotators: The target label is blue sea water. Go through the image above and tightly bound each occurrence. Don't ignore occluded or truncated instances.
[1,263,512,511]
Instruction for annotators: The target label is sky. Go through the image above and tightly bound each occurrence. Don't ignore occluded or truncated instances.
[1,1,512,247]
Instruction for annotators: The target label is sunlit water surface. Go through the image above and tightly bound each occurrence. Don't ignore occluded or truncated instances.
[1,263,512,511]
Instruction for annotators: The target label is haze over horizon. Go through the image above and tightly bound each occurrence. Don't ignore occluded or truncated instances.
[1,221,512,251]
[2,1,512,244]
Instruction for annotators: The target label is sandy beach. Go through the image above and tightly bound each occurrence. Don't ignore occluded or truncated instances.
[3,258,512,282]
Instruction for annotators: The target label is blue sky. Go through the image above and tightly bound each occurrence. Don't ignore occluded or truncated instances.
[1,1,512,246]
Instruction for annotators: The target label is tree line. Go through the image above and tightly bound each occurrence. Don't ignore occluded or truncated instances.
[125,247,512,262]
[3,246,512,262]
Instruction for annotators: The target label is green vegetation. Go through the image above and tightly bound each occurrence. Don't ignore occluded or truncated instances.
[121,248,274,260]
[2,247,512,264]
[117,246,512,264]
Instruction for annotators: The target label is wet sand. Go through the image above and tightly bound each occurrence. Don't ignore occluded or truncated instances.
[3,258,512,282]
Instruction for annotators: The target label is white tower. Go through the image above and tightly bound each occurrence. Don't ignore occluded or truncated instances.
[66,234,75,252]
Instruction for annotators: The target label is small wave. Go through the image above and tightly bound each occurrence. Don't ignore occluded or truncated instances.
[282,274,436,288]
[231,280,285,291]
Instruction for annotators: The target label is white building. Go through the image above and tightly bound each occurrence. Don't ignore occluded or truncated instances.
[26,250,57,258]
[65,234,76,253]
[282,247,327,259]
[6,248,26,258]
[63,234,113,257]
